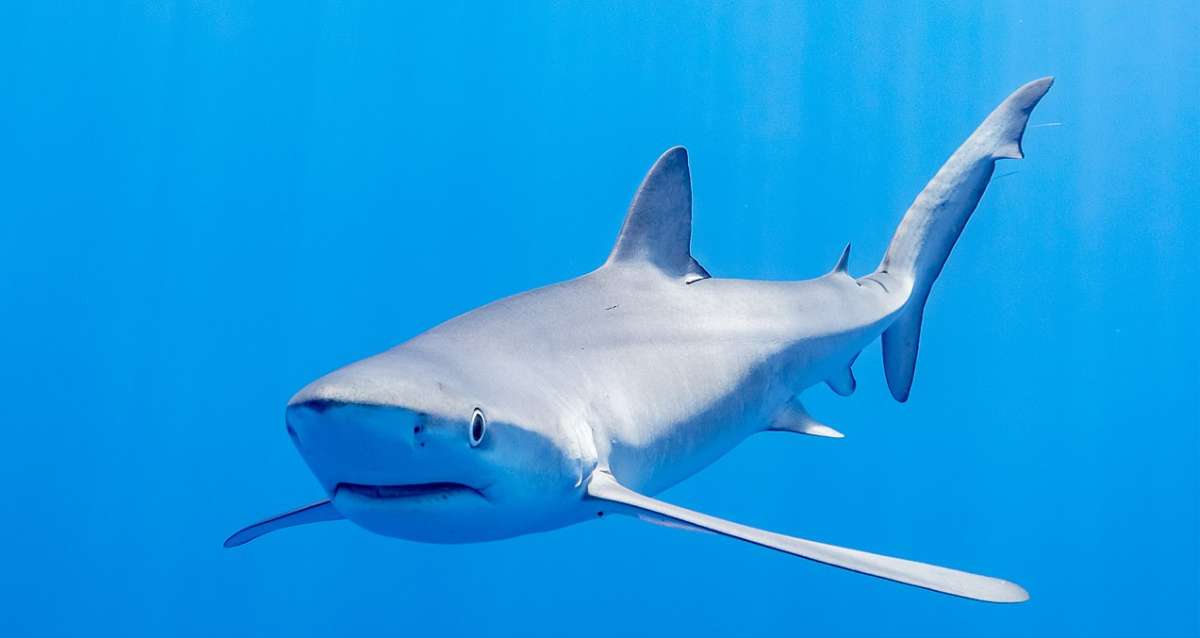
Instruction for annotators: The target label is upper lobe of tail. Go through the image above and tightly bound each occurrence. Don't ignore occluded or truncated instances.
[874,77,1054,402]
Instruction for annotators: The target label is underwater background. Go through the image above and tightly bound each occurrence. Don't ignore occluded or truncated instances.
[1,2,1196,636]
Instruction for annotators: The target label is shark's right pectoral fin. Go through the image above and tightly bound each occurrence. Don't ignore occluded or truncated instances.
[585,470,1028,603]
[224,499,343,548]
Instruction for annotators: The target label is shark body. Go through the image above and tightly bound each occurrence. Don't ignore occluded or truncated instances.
[228,78,1054,603]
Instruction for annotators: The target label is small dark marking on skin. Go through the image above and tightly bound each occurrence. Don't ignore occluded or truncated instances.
[419,442,426,448]
[596,511,604,517]
[605,305,618,311]
[413,425,422,434]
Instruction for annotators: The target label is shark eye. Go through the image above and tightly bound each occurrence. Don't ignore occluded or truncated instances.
[469,408,487,447]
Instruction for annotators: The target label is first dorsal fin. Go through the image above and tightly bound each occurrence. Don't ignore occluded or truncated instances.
[606,147,706,279]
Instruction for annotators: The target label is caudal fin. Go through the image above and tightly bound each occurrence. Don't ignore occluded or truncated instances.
[877,77,1054,402]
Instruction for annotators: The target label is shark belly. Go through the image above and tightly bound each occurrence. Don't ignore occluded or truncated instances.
[584,276,897,495]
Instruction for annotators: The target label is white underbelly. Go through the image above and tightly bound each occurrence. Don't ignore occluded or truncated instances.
[593,329,882,494]
[599,352,794,494]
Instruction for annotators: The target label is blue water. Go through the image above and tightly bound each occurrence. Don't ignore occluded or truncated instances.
[2,3,1196,636]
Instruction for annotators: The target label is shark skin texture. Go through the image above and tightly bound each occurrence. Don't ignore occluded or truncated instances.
[227,78,1054,604]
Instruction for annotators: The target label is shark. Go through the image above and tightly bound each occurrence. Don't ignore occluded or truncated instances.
[227,77,1054,603]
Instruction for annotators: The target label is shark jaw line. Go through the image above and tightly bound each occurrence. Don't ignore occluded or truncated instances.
[334,481,489,503]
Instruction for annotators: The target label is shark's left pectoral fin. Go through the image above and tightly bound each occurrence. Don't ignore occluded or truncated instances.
[585,470,1028,603]
[224,499,343,548]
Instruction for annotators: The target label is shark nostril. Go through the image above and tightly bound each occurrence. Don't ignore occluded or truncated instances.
[286,423,299,443]
[304,399,338,414]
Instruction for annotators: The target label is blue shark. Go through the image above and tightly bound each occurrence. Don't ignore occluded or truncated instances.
[227,78,1054,603]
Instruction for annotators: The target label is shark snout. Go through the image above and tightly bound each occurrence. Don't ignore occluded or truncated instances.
[284,398,342,447]
[285,398,429,493]
[282,394,520,543]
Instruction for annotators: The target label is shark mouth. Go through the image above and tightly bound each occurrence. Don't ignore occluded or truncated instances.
[334,482,485,501]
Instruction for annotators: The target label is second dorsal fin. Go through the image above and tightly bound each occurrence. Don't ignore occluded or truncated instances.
[606,147,705,279]
[831,242,851,275]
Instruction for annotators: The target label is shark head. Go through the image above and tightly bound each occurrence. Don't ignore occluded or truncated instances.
[285,344,595,543]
